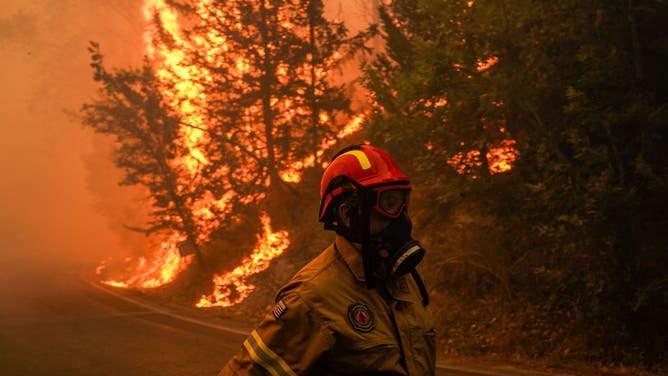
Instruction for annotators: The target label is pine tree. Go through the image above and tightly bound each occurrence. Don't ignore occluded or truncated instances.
[82,42,203,260]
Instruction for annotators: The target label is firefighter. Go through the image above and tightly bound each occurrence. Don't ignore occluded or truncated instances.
[220,144,436,375]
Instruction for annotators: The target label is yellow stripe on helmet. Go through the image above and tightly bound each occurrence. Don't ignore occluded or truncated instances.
[340,150,372,170]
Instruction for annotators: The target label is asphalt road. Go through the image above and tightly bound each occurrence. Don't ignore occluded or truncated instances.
[0,263,552,376]
[0,266,244,375]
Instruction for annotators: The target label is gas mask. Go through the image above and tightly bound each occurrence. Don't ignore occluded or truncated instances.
[367,211,429,306]
[370,212,426,277]
[333,183,426,280]
[335,184,430,305]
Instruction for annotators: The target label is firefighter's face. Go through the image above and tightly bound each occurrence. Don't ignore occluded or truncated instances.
[337,203,392,236]
[368,210,393,235]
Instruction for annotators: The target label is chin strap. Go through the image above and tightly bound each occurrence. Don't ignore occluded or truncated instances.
[410,269,430,307]
[358,189,375,290]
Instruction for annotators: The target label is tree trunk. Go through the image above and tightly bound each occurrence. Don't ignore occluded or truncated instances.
[308,0,320,163]
[258,0,279,184]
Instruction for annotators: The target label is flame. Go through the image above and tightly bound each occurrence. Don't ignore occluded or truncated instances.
[144,0,212,174]
[196,213,290,307]
[477,56,498,72]
[279,114,366,182]
[98,232,194,289]
[448,139,519,175]
[487,139,518,174]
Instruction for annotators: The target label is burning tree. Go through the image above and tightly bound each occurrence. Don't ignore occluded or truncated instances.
[166,0,373,306]
[174,0,368,193]
[82,43,204,262]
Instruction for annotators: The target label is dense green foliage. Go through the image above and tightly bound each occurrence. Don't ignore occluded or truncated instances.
[362,0,668,365]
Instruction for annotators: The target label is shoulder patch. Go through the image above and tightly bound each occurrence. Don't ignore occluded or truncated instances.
[347,303,376,332]
[272,299,287,320]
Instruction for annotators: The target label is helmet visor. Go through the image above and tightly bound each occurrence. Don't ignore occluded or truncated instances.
[373,187,410,218]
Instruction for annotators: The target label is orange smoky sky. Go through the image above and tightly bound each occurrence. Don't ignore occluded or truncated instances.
[0,0,148,275]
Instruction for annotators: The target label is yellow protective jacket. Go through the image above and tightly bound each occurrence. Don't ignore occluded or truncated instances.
[219,237,435,376]
[220,236,436,375]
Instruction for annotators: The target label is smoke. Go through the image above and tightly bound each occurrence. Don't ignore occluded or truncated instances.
[0,0,148,276]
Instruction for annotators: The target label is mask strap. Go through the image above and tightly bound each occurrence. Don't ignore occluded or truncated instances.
[359,188,375,289]
[410,269,429,306]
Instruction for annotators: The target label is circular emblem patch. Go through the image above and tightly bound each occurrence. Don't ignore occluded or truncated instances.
[347,303,376,332]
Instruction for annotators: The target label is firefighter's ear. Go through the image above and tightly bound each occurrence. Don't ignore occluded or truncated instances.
[338,203,352,228]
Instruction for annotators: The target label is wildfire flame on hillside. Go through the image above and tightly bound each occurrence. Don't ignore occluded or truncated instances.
[449,139,519,176]
[196,213,290,307]
[98,232,193,288]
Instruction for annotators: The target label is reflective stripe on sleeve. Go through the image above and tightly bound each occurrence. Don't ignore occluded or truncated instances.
[243,330,297,376]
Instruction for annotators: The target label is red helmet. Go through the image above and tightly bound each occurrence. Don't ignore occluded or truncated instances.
[319,144,410,222]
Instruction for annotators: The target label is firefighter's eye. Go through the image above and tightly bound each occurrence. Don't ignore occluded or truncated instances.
[378,190,409,215]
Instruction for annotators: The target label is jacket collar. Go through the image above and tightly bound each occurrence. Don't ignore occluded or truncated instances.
[334,236,414,302]
[334,236,366,282]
